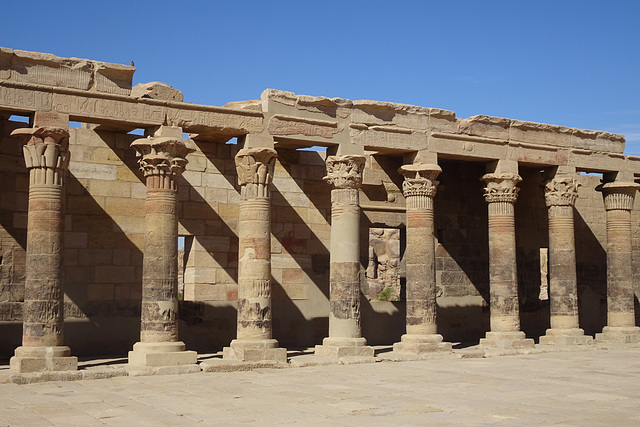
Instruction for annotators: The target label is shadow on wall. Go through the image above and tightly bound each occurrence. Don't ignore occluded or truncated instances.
[179,301,237,353]
[0,118,29,359]
[62,169,144,357]
[361,298,405,346]
[435,159,490,344]
[516,167,550,341]
[272,276,329,349]
[574,210,607,335]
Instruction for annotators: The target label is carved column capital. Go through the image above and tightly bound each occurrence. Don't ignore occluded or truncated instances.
[481,172,522,204]
[235,147,277,199]
[324,155,366,189]
[11,112,70,186]
[131,126,194,191]
[597,181,640,211]
[399,163,442,199]
[544,175,580,207]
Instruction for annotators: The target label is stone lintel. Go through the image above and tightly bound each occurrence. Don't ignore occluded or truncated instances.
[0,47,135,95]
[0,80,263,137]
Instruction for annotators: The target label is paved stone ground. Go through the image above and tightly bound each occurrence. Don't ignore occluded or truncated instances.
[0,347,639,426]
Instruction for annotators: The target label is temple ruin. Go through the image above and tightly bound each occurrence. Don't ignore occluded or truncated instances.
[1,48,639,373]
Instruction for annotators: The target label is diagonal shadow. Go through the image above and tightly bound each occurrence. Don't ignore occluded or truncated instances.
[515,167,550,341]
[435,159,489,344]
[574,210,607,335]
[62,172,143,358]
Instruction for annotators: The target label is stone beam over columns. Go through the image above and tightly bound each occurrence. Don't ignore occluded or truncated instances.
[539,166,593,346]
[479,160,535,352]
[128,125,198,367]
[393,152,452,355]
[222,134,287,364]
[315,143,374,360]
[9,111,77,373]
[596,171,640,344]
[0,80,263,140]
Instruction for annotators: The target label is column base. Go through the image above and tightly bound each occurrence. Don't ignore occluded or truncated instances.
[539,328,593,346]
[10,346,78,373]
[595,326,640,344]
[128,341,198,367]
[314,337,374,358]
[479,331,535,350]
[223,339,287,363]
[393,334,452,354]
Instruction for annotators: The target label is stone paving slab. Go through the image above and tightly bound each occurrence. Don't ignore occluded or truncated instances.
[0,347,639,425]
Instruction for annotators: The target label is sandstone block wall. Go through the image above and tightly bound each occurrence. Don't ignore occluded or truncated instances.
[0,114,636,356]
[0,49,639,357]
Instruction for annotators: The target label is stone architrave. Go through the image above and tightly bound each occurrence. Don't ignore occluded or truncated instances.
[540,169,592,345]
[9,111,77,373]
[393,162,451,354]
[479,166,534,350]
[315,152,374,359]
[223,146,287,363]
[595,179,640,344]
[128,125,198,366]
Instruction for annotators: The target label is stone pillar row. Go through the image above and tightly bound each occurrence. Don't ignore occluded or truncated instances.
[7,109,640,371]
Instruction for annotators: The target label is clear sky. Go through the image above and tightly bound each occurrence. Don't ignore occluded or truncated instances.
[2,1,639,153]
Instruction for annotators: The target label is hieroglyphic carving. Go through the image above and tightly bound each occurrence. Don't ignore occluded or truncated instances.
[366,228,401,301]
[0,85,52,111]
[235,147,277,199]
[246,279,271,298]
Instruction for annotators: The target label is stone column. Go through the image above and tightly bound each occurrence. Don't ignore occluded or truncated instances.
[10,111,77,373]
[315,152,374,359]
[128,125,198,366]
[223,146,286,363]
[540,168,592,345]
[479,162,534,350]
[595,178,640,343]
[393,162,451,354]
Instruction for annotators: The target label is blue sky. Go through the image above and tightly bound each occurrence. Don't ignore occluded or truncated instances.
[3,1,640,153]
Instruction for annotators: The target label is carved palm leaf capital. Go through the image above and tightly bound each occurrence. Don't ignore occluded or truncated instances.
[481,172,522,204]
[544,175,580,207]
[131,136,194,177]
[235,147,277,187]
[323,154,366,189]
